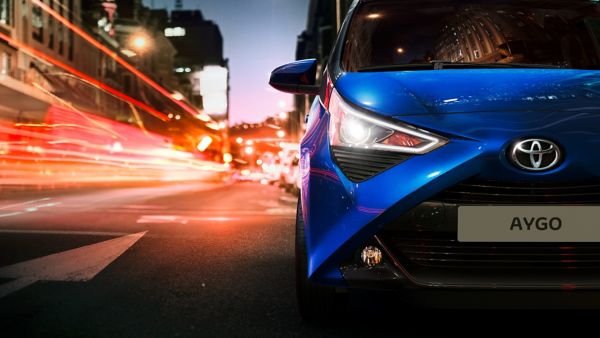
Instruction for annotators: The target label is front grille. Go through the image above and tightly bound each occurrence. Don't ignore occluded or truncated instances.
[331,146,410,182]
[382,232,600,270]
[433,179,600,204]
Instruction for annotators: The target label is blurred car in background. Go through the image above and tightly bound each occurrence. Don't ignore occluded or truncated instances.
[278,144,300,195]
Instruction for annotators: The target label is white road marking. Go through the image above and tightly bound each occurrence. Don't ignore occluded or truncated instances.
[0,198,51,210]
[0,200,62,218]
[0,229,132,237]
[135,212,295,224]
[0,278,37,299]
[0,231,146,298]
[136,215,242,224]
[0,212,24,218]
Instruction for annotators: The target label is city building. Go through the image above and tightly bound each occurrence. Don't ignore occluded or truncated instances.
[434,5,600,66]
[112,4,178,91]
[165,9,229,122]
[0,0,225,161]
[291,0,353,142]
[110,1,226,160]
[0,0,94,124]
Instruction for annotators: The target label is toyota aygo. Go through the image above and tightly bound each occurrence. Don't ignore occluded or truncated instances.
[270,0,600,320]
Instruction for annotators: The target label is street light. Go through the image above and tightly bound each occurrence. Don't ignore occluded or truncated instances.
[129,32,152,54]
[276,130,286,138]
[133,36,146,49]
[245,146,254,155]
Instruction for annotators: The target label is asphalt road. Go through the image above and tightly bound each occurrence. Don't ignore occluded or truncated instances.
[0,181,598,337]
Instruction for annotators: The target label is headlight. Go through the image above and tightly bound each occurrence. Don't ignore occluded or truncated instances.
[327,89,447,154]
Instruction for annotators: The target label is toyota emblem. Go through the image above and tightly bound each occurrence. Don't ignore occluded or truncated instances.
[509,139,562,172]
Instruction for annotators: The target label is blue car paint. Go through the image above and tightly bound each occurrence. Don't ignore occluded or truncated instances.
[335,69,600,116]
[269,59,318,87]
[301,69,600,285]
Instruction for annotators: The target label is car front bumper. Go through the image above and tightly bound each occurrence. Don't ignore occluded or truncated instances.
[301,100,600,291]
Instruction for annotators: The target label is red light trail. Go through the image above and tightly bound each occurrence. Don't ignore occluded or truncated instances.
[0,31,169,122]
[0,106,226,188]
[0,1,230,188]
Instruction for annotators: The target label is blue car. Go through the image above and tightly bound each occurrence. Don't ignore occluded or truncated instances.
[271,0,600,319]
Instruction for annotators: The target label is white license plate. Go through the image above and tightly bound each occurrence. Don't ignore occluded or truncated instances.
[458,206,600,242]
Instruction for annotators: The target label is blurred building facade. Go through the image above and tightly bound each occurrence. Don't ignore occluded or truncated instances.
[435,6,553,64]
[165,9,229,123]
[0,0,91,123]
[434,5,600,67]
[0,0,226,162]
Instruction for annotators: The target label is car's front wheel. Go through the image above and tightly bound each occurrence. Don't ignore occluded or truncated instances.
[295,199,343,322]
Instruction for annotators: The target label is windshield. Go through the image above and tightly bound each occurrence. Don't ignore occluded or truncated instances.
[342,0,600,71]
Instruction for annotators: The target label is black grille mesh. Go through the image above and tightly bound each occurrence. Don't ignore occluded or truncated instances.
[382,232,600,270]
[331,146,410,182]
[433,179,600,204]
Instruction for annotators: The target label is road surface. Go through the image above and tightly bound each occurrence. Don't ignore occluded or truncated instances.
[0,182,595,337]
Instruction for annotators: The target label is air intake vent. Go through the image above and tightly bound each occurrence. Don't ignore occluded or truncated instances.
[433,179,600,204]
[331,146,410,182]
[382,232,600,270]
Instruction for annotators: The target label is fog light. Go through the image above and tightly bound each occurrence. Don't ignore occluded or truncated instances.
[361,246,382,267]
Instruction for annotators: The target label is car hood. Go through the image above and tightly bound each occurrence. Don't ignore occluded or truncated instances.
[334,69,600,116]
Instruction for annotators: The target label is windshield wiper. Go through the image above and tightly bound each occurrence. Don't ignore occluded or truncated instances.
[443,62,563,69]
[357,62,563,72]
[357,64,435,72]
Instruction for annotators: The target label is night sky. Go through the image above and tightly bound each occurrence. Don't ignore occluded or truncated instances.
[142,0,310,125]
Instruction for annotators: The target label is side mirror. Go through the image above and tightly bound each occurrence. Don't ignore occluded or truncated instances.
[269,59,320,95]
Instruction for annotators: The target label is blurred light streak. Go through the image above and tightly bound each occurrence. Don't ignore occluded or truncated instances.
[0,198,51,211]
[0,212,23,218]
[0,5,234,187]
[31,0,209,121]
[0,106,227,187]
[0,201,61,218]
[196,113,212,122]
[206,122,220,130]
[197,136,213,152]
[31,80,128,139]
[128,103,151,136]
